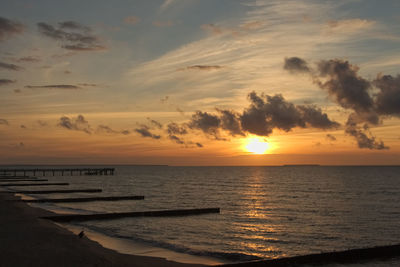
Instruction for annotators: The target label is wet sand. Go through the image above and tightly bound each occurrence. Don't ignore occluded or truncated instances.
[0,192,205,267]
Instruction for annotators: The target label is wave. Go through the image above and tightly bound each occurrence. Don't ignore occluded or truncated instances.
[72,223,263,262]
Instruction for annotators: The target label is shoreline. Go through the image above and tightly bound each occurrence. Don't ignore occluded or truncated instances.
[61,224,226,266]
[0,191,207,267]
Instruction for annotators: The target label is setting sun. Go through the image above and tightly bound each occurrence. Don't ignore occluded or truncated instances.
[245,138,270,154]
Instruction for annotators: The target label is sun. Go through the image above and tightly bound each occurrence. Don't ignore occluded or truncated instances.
[244,137,270,154]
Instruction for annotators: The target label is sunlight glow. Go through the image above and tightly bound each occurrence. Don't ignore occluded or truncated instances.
[245,138,270,154]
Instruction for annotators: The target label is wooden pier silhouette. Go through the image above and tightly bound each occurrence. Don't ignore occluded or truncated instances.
[0,168,115,177]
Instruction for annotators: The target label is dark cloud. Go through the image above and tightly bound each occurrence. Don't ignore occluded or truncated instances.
[180,65,223,71]
[167,122,188,135]
[169,135,185,144]
[345,118,388,150]
[185,92,337,140]
[135,125,161,139]
[57,115,92,134]
[326,134,337,141]
[284,56,399,150]
[25,84,80,89]
[16,56,40,63]
[78,83,98,87]
[316,59,374,114]
[37,21,107,51]
[297,105,340,129]
[241,92,337,136]
[217,109,244,136]
[0,79,15,86]
[0,17,24,41]
[373,74,400,116]
[188,111,221,138]
[165,123,197,146]
[96,125,130,135]
[58,21,90,31]
[0,61,23,71]
[147,118,163,129]
[284,57,310,73]
[0,119,9,125]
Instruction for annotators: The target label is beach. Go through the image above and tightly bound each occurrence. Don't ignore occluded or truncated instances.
[0,192,205,267]
[1,166,400,267]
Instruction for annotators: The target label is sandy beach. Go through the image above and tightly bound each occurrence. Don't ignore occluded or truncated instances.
[0,192,205,267]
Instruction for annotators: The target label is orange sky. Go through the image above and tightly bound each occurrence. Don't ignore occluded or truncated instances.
[1,0,400,165]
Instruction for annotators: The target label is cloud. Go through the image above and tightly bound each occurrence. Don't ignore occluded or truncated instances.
[0,79,16,86]
[0,61,23,71]
[325,19,375,34]
[179,65,223,71]
[182,91,338,140]
[284,56,400,149]
[57,116,129,136]
[124,16,140,25]
[297,105,340,129]
[326,134,336,141]
[147,118,163,129]
[0,17,24,41]
[96,125,130,135]
[160,0,177,11]
[0,119,9,125]
[345,118,388,150]
[284,57,310,73]
[78,83,98,87]
[153,20,174,27]
[164,122,205,147]
[160,96,169,103]
[316,59,374,115]
[169,135,185,144]
[16,56,40,63]
[37,120,48,127]
[37,21,107,51]
[201,24,224,35]
[135,125,161,139]
[217,109,244,136]
[58,21,90,31]
[25,84,80,89]
[58,115,92,134]
[188,111,221,138]
[166,122,187,135]
[373,74,400,116]
[240,92,339,136]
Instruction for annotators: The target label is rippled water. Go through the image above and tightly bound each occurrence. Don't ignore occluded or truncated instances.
[8,166,400,263]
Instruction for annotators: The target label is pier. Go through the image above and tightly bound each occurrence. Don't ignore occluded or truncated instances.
[3,189,102,194]
[22,196,145,203]
[0,182,69,187]
[0,179,48,182]
[42,208,221,222]
[0,168,115,177]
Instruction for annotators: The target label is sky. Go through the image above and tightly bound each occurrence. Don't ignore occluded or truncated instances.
[1,0,400,165]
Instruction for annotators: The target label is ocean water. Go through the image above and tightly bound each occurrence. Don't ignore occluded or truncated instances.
[5,165,400,264]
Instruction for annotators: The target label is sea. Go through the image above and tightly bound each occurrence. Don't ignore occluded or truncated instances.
[4,165,400,265]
